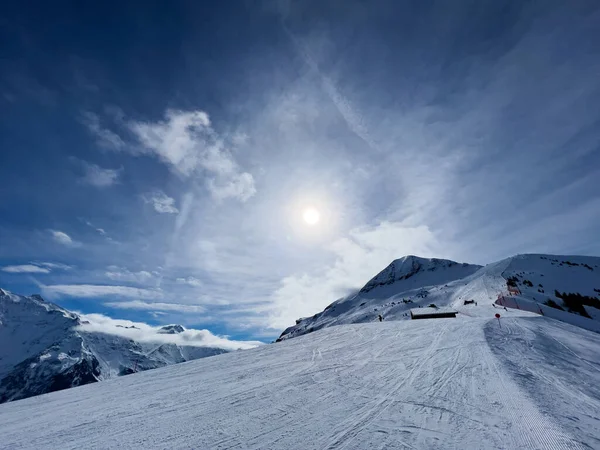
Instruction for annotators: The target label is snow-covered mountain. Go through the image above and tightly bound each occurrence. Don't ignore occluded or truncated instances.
[278,254,600,340]
[1,255,600,448]
[0,289,228,403]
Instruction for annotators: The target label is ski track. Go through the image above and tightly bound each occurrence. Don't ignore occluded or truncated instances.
[1,316,599,449]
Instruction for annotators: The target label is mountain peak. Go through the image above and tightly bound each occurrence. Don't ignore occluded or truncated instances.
[360,256,475,294]
[157,324,185,334]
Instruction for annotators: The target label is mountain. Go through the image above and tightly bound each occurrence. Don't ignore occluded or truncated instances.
[278,254,600,341]
[0,289,228,403]
[1,254,600,448]
[1,309,600,449]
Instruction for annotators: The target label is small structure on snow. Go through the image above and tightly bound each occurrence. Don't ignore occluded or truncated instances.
[410,307,457,320]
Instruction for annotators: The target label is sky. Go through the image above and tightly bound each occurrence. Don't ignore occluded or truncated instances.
[1,0,599,342]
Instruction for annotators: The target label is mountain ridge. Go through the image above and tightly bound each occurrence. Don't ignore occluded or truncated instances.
[0,290,229,403]
[278,253,600,341]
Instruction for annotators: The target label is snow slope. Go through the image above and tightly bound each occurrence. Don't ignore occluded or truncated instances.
[1,311,599,449]
[279,254,600,340]
[0,289,230,403]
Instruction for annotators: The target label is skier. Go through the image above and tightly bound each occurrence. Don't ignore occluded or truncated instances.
[378,314,383,322]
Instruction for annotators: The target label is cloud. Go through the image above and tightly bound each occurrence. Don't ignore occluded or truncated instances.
[35,262,73,270]
[42,284,163,300]
[49,230,81,247]
[1,262,73,273]
[283,26,379,153]
[206,172,256,202]
[143,191,179,214]
[81,219,108,236]
[1,264,50,274]
[104,300,205,313]
[267,221,443,329]
[105,267,154,283]
[129,109,256,201]
[79,161,121,187]
[76,313,263,350]
[175,276,203,287]
[80,111,125,150]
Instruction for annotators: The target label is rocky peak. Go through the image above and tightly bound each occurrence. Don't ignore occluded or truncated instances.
[157,324,185,334]
[360,256,463,293]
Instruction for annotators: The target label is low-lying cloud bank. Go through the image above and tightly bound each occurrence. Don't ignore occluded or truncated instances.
[76,313,264,351]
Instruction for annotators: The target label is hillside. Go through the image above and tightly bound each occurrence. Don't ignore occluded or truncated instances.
[0,289,237,403]
[1,313,599,449]
[278,254,600,341]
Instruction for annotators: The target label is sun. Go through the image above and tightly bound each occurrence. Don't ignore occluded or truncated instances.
[303,207,320,226]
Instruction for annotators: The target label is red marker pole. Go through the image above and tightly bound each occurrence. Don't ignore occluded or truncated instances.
[495,313,501,328]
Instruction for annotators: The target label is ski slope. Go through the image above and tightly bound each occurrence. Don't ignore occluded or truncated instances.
[2,310,599,449]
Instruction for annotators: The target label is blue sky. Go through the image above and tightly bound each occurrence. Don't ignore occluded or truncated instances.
[1,0,599,341]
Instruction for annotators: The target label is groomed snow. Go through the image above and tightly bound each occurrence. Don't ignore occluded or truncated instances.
[1,309,599,449]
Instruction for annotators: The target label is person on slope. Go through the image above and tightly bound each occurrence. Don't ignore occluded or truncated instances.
[378,314,383,322]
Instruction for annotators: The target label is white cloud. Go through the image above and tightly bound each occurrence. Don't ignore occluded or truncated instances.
[143,191,179,214]
[267,221,442,329]
[35,262,73,270]
[81,111,125,150]
[76,313,263,350]
[80,161,121,187]
[104,300,205,313]
[49,230,81,247]
[1,262,73,273]
[42,284,163,300]
[105,267,153,283]
[129,109,256,202]
[206,172,256,202]
[1,264,50,274]
[175,276,203,287]
[82,219,108,236]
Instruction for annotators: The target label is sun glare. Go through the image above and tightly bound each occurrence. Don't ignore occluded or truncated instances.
[303,208,320,225]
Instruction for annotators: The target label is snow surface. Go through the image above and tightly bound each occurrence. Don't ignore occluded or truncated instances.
[1,311,599,449]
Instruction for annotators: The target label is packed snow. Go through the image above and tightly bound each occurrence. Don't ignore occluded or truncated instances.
[1,310,599,449]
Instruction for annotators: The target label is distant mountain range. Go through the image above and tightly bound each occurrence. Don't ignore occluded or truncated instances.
[0,289,228,404]
[278,254,600,341]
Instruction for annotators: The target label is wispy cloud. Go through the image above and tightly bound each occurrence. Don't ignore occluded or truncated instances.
[129,110,256,202]
[143,191,179,214]
[49,230,81,247]
[175,276,203,287]
[42,284,163,299]
[80,111,125,150]
[105,266,154,283]
[79,161,121,187]
[1,264,50,274]
[1,262,73,273]
[35,262,73,271]
[76,313,262,350]
[81,219,108,236]
[104,300,205,313]
[282,25,379,153]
